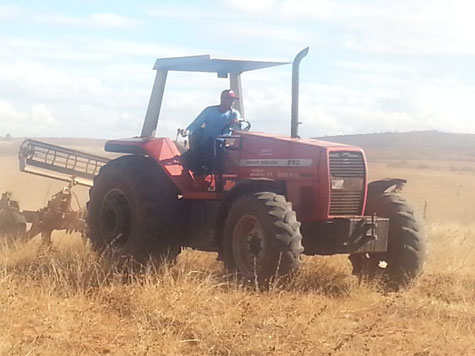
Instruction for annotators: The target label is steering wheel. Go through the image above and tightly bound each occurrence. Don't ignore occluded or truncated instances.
[221,119,252,135]
[238,119,251,132]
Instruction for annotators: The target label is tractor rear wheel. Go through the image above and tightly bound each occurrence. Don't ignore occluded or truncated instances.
[87,155,187,265]
[349,192,426,290]
[222,192,303,284]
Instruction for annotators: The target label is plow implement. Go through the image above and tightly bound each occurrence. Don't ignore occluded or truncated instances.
[0,140,111,245]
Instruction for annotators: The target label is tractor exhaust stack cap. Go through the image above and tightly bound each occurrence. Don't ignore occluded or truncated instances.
[291,47,309,139]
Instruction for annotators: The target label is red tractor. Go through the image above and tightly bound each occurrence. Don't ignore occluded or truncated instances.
[87,48,426,289]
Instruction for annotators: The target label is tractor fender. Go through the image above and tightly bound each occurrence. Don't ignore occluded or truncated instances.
[367,178,407,198]
[105,140,147,155]
[214,179,285,248]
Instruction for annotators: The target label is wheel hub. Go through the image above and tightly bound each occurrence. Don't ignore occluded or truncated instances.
[233,215,266,276]
[99,189,131,246]
[247,231,263,257]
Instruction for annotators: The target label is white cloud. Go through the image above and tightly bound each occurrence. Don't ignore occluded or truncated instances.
[0,59,72,88]
[0,5,140,29]
[330,60,427,75]
[140,1,475,55]
[34,12,140,29]
[219,23,313,46]
[1,1,474,139]
[339,1,475,55]
[0,101,26,123]
[218,0,475,55]
[2,54,475,139]
[299,78,475,135]
[412,80,475,133]
[0,5,22,19]
[0,36,196,66]
[89,13,138,29]
[83,39,192,58]
[149,5,221,20]
[220,0,333,18]
[220,0,278,13]
[0,57,148,137]
[0,35,229,138]
[30,104,57,125]
[0,101,58,136]
[227,72,475,137]
[159,64,475,138]
[279,0,333,18]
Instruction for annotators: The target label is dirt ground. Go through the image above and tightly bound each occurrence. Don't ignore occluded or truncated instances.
[0,138,474,355]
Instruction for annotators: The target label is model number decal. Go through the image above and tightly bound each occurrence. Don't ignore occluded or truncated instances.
[240,159,312,167]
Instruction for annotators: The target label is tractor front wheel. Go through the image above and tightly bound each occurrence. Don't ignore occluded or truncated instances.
[349,192,426,290]
[222,192,304,284]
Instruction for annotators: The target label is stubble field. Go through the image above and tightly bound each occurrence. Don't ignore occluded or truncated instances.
[0,138,474,355]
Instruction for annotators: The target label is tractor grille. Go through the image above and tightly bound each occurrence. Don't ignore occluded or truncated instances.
[329,151,365,215]
[329,191,364,215]
[329,151,365,177]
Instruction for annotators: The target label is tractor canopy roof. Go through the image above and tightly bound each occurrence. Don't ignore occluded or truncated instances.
[153,55,289,76]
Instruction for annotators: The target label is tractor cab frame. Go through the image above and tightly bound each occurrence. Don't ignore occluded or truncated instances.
[137,50,311,139]
[141,54,289,138]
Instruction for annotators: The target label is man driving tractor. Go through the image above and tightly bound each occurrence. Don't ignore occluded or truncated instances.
[182,89,242,174]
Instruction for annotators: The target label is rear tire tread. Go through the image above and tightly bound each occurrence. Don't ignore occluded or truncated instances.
[87,155,186,265]
[350,192,426,290]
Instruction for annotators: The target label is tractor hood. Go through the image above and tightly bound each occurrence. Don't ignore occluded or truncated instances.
[236,131,366,173]
[237,131,362,152]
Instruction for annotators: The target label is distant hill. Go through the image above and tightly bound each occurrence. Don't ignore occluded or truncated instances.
[315,131,475,161]
[1,131,475,162]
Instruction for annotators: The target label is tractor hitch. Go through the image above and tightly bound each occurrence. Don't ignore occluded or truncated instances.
[301,216,389,256]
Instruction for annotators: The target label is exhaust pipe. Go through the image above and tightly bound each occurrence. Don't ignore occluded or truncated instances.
[291,47,309,138]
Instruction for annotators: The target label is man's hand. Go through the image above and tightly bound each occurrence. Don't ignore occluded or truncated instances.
[233,119,251,132]
[178,129,189,137]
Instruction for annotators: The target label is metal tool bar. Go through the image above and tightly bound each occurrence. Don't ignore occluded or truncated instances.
[19,139,110,186]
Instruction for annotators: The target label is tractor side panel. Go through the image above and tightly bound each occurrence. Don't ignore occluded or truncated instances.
[279,148,330,222]
[233,132,368,222]
[217,136,242,192]
[236,134,323,221]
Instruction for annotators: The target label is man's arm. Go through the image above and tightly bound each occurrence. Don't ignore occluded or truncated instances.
[232,109,241,121]
[186,107,211,133]
[229,109,242,131]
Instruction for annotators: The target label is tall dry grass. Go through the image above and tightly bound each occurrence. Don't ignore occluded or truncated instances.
[1,159,475,355]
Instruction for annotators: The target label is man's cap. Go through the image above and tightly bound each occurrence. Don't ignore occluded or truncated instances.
[221,89,239,100]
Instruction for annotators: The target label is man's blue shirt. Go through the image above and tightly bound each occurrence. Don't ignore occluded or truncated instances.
[187,105,240,147]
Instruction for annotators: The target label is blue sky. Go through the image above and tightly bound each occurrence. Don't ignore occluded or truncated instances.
[1,0,474,139]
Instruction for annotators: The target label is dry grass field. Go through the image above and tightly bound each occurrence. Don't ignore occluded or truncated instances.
[1,136,475,355]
